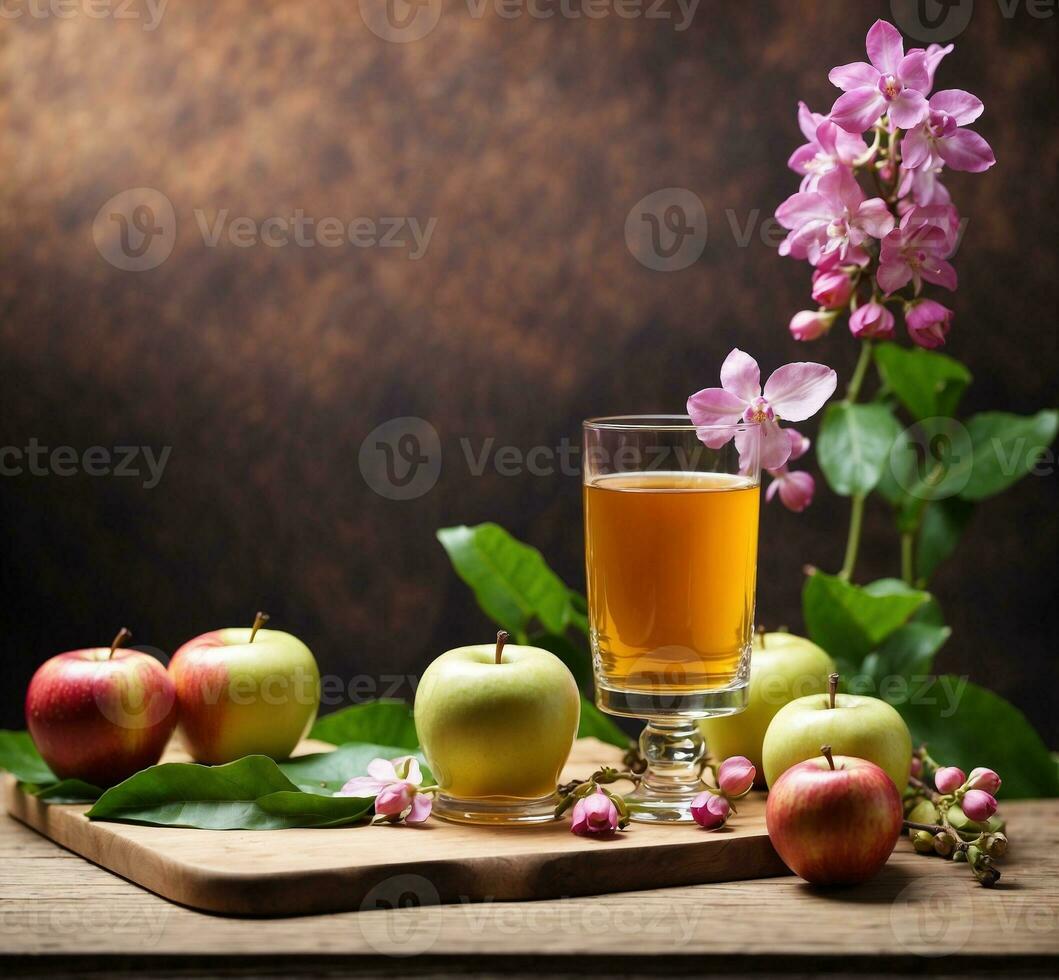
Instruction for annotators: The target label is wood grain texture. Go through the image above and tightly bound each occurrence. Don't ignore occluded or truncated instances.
[1,794,1056,970]
[2,738,786,916]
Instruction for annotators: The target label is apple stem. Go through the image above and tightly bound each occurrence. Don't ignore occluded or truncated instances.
[108,628,133,660]
[495,630,509,665]
[249,611,270,643]
[828,672,839,709]
[821,744,836,770]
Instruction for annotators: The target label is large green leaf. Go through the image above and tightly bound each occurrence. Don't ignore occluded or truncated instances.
[874,343,972,421]
[437,523,576,636]
[858,622,951,692]
[959,410,1058,501]
[87,756,375,829]
[916,497,974,583]
[279,742,429,795]
[0,730,56,784]
[530,632,593,691]
[577,696,632,749]
[802,572,929,664]
[310,700,418,749]
[817,402,902,496]
[29,779,103,803]
[897,679,1059,799]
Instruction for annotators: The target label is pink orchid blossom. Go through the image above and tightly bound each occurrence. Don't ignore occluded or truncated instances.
[336,755,432,824]
[777,167,894,267]
[811,267,855,309]
[691,791,731,830]
[898,164,951,207]
[789,309,836,341]
[902,90,996,174]
[910,42,954,94]
[570,789,620,836]
[934,766,966,794]
[766,429,816,512]
[961,789,998,823]
[717,756,756,797]
[687,349,837,471]
[967,767,1002,795]
[877,207,958,295]
[905,298,954,348]
[789,102,869,191]
[828,20,931,133]
[849,300,895,339]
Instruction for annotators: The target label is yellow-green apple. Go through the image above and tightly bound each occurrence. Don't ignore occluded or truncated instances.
[414,632,580,800]
[169,613,320,764]
[701,631,835,786]
[25,629,177,787]
[762,674,912,789]
[765,746,903,884]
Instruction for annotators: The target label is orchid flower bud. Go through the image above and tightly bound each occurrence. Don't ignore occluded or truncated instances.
[810,269,854,309]
[691,791,731,830]
[849,300,895,339]
[933,766,966,794]
[967,767,1001,795]
[717,756,756,797]
[570,789,619,836]
[789,309,835,341]
[905,298,953,349]
[961,789,998,823]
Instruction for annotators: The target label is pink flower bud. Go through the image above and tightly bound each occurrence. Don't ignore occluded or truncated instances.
[849,301,895,339]
[961,789,998,823]
[905,298,953,349]
[789,309,835,341]
[374,782,415,816]
[690,791,731,830]
[811,269,854,309]
[934,766,966,794]
[967,767,1001,794]
[717,756,756,797]
[570,789,619,836]
[910,756,923,778]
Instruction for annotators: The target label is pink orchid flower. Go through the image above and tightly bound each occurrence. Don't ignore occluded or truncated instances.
[811,267,855,309]
[877,207,958,295]
[776,167,894,267]
[828,20,931,133]
[687,349,837,471]
[570,788,620,836]
[910,42,954,94]
[901,90,996,174]
[335,755,432,824]
[766,429,816,512]
[788,102,869,191]
[898,165,951,208]
[905,298,953,349]
[849,300,895,340]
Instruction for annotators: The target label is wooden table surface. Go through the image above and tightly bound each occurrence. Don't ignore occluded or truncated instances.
[2,799,1056,977]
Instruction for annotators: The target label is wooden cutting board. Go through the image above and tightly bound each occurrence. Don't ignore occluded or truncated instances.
[3,737,786,916]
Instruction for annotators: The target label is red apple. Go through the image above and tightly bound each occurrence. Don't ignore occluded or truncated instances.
[25,629,177,787]
[765,745,903,885]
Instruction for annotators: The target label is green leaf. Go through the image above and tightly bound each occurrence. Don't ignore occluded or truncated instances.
[437,523,576,636]
[870,622,951,683]
[817,402,902,496]
[577,696,631,749]
[802,572,929,664]
[916,497,974,583]
[0,730,56,784]
[309,700,418,749]
[897,679,1059,799]
[874,343,972,421]
[29,779,103,803]
[959,410,1058,501]
[279,742,429,795]
[882,417,974,521]
[87,756,375,829]
[530,632,593,691]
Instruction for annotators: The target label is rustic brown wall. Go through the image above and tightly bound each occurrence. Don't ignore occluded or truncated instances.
[1,1,1056,739]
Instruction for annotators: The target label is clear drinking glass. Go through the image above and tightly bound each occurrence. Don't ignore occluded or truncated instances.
[582,415,762,822]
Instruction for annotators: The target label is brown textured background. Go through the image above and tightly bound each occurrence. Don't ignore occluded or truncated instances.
[1,1,1056,740]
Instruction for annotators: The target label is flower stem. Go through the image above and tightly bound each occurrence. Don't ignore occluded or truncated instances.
[838,494,865,582]
[846,340,873,402]
[901,531,915,585]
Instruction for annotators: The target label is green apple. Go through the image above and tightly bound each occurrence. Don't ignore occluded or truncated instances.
[414,634,580,800]
[701,632,836,786]
[169,612,321,764]
[762,676,912,789]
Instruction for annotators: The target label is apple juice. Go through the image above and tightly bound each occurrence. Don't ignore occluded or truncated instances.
[584,471,759,699]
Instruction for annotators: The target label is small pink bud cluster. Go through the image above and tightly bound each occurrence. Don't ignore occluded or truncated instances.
[691,756,756,831]
[570,789,621,837]
[932,764,1001,822]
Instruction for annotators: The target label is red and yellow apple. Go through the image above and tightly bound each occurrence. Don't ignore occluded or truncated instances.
[169,613,320,764]
[765,746,903,885]
[25,629,177,787]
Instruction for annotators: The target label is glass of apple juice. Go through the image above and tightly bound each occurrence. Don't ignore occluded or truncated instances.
[582,415,761,822]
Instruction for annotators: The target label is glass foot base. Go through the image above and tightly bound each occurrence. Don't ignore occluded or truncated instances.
[431,792,560,826]
[625,782,708,823]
